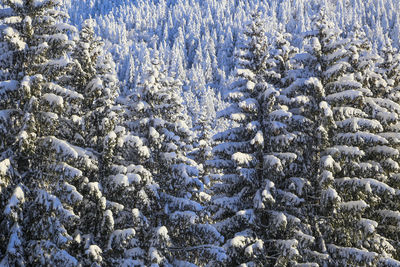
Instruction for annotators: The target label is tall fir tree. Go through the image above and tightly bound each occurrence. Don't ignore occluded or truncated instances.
[0,0,91,265]
[348,27,400,264]
[66,18,136,266]
[209,12,275,265]
[304,11,400,265]
[0,2,124,266]
[122,54,226,266]
[261,28,331,266]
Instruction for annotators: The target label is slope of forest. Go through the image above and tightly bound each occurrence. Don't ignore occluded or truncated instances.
[1,0,400,266]
[61,0,400,135]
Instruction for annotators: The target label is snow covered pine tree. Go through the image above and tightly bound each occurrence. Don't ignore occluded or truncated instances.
[301,10,400,265]
[0,0,94,265]
[122,54,226,266]
[0,1,123,266]
[210,12,277,265]
[67,18,141,266]
[261,27,330,265]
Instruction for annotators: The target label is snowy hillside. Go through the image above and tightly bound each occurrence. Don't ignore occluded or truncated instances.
[61,0,400,133]
[1,0,400,266]
[62,0,400,87]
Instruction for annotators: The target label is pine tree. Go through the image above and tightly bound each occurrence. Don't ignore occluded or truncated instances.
[377,39,400,101]
[0,4,23,264]
[260,29,330,266]
[348,28,400,264]
[0,0,87,265]
[0,1,121,265]
[209,12,273,265]
[123,55,226,266]
[66,18,134,266]
[190,91,215,185]
[304,11,400,265]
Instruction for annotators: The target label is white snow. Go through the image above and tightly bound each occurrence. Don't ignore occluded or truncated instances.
[149,127,160,139]
[103,209,114,229]
[336,118,383,132]
[85,245,102,262]
[305,77,323,90]
[230,112,246,122]
[46,83,83,100]
[87,182,103,198]
[163,152,177,162]
[0,80,18,92]
[319,101,333,117]
[323,61,350,78]
[52,162,83,180]
[264,155,282,170]
[289,177,310,195]
[4,186,25,215]
[321,155,336,170]
[335,132,388,146]
[333,107,367,120]
[62,182,83,203]
[112,174,129,187]
[322,187,340,203]
[246,80,255,90]
[236,68,255,79]
[44,56,71,68]
[326,90,363,103]
[326,145,365,158]
[127,173,141,184]
[359,218,378,234]
[0,159,12,176]
[269,109,291,120]
[107,228,136,250]
[376,210,400,225]
[231,152,254,166]
[327,244,378,264]
[340,200,369,212]
[250,130,264,146]
[42,93,64,108]
[326,75,362,91]
[149,247,164,264]
[238,98,258,112]
[227,235,249,249]
[368,145,399,157]
[156,226,169,239]
[276,239,300,258]
[41,136,97,170]
[254,180,275,209]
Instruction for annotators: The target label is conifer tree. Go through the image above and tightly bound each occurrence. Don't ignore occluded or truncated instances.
[261,29,330,266]
[377,40,400,101]
[348,27,400,264]
[0,5,23,264]
[209,12,273,265]
[304,11,400,265]
[0,1,125,265]
[66,18,137,266]
[123,55,226,266]
[0,0,95,265]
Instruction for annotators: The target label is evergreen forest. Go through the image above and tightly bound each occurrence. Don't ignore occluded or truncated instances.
[1,0,400,266]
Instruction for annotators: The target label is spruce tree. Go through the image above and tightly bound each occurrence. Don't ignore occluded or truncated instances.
[349,28,400,264]
[209,12,272,265]
[0,0,94,265]
[123,55,225,266]
[304,11,400,265]
[0,2,123,265]
[261,29,331,266]
[0,4,23,264]
[66,18,134,266]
